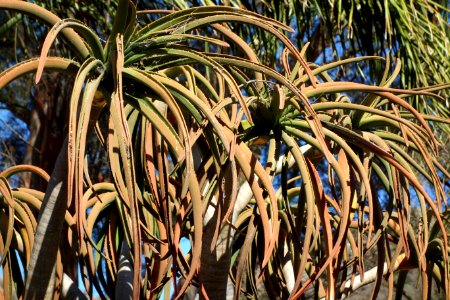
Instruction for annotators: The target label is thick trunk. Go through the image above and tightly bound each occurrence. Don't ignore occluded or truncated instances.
[61,274,88,300]
[24,140,69,300]
[115,241,134,300]
[200,213,233,299]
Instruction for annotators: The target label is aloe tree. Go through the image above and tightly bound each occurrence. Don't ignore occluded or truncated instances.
[0,0,449,299]
[167,0,450,139]
[1,0,449,186]
[0,0,114,190]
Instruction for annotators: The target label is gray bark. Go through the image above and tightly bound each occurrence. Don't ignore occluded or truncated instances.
[61,274,88,300]
[115,241,134,300]
[24,140,68,299]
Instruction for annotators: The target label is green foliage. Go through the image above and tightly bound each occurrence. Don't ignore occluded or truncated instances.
[0,0,449,299]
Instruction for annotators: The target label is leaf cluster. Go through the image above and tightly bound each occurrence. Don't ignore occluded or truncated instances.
[0,1,449,299]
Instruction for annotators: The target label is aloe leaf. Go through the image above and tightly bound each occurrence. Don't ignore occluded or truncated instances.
[35,18,104,83]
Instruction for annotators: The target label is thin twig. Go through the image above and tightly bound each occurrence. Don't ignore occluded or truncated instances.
[0,118,41,154]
